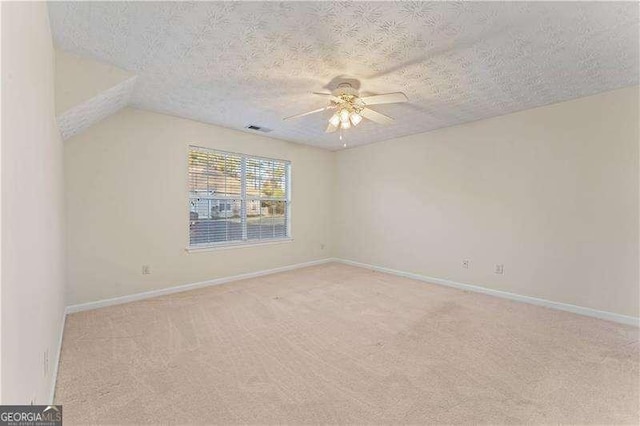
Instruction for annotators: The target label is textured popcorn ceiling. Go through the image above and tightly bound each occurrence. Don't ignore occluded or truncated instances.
[48,1,639,150]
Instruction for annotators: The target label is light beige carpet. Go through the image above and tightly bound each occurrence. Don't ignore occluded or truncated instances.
[56,263,639,424]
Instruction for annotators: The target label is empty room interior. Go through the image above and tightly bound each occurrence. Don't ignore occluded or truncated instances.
[1,1,639,424]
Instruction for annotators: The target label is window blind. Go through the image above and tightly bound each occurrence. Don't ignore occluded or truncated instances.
[189,146,290,247]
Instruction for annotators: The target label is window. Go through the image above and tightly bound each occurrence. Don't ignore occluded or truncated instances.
[188,146,290,248]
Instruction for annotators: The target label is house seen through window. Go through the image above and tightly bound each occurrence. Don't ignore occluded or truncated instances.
[189,146,290,247]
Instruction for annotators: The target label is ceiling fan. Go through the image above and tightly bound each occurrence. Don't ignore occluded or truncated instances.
[283,82,408,134]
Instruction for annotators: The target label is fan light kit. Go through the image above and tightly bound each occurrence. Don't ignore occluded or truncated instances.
[283,81,408,145]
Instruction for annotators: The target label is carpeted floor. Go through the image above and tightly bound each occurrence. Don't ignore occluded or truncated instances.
[55,263,639,424]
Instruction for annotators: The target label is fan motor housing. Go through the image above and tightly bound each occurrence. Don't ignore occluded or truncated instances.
[332,83,359,98]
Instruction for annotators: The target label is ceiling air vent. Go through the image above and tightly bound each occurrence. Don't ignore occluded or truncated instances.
[245,125,272,133]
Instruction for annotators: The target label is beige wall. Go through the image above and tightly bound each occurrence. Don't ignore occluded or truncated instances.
[54,49,133,115]
[63,81,638,318]
[64,108,334,305]
[1,2,66,403]
[334,86,639,318]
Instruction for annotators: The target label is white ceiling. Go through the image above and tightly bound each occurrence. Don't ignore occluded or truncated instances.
[49,1,639,150]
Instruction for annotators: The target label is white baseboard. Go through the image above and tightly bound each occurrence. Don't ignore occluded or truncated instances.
[64,255,639,325]
[335,258,639,327]
[66,258,334,314]
[49,309,66,404]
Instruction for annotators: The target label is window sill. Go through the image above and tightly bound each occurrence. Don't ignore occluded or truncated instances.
[186,238,293,253]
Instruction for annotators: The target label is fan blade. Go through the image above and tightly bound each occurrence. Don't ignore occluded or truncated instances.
[283,107,327,121]
[361,108,394,125]
[313,92,343,103]
[360,92,408,106]
[325,123,337,133]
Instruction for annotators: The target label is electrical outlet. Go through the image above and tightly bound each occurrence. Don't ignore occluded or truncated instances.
[495,264,504,275]
[462,259,470,269]
[142,265,151,275]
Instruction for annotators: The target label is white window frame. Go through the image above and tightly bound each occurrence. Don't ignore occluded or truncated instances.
[187,146,292,252]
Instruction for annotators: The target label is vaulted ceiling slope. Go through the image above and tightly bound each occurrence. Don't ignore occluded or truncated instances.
[55,50,137,140]
[49,2,639,149]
